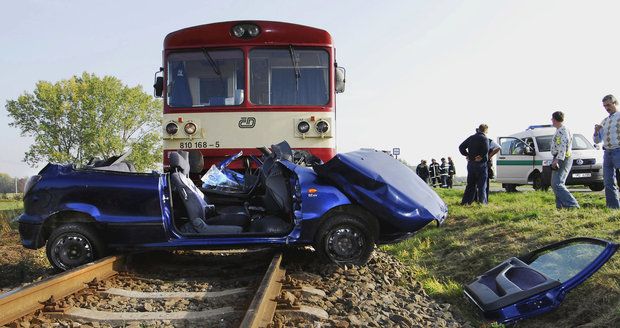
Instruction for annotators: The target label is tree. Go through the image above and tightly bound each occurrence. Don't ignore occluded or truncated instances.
[6,72,162,171]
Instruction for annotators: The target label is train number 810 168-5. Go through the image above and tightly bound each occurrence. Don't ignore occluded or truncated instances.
[179,141,220,149]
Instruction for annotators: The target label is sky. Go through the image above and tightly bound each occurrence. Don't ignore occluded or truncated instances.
[1,0,619,177]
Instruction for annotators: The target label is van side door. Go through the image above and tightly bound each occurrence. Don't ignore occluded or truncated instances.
[496,137,535,182]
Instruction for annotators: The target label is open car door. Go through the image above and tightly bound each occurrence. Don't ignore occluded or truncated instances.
[464,237,618,324]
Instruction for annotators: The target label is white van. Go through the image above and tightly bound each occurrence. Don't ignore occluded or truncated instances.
[495,125,604,192]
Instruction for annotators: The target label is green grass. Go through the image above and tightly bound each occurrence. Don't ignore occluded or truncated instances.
[0,200,22,233]
[383,189,620,327]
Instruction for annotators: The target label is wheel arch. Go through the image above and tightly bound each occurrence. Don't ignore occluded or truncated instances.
[315,204,380,240]
[42,210,102,241]
[527,168,541,183]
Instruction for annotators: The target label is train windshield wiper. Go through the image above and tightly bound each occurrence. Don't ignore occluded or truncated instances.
[288,45,301,91]
[202,48,222,76]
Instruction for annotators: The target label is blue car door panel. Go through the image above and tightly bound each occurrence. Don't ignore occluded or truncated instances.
[464,237,618,324]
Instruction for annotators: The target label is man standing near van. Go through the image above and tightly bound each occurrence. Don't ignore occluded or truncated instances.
[551,111,579,209]
[459,124,490,204]
[594,94,620,208]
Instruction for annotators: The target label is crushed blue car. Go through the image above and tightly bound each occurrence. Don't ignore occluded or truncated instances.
[18,141,448,271]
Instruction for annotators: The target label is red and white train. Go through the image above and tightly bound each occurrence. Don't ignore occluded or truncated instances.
[154,21,346,171]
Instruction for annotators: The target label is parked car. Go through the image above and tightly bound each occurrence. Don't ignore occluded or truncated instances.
[18,142,448,271]
[496,125,604,192]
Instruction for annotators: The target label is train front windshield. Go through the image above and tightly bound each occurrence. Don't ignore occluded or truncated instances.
[249,49,329,106]
[167,50,245,107]
[167,48,330,108]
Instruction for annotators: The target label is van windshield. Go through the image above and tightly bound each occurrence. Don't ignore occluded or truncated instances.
[535,134,593,152]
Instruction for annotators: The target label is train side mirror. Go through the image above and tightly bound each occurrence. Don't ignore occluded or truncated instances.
[153,67,164,98]
[154,76,163,98]
[335,66,346,93]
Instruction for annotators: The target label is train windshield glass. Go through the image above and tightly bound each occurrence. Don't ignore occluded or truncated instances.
[167,50,244,107]
[250,49,329,106]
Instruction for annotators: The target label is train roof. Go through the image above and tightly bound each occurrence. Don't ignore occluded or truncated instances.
[164,21,333,49]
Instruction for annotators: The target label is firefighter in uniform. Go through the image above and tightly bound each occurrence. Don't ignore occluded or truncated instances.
[447,157,456,188]
[440,158,449,188]
[416,160,430,184]
[429,159,441,187]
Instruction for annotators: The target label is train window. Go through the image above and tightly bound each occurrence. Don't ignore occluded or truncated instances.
[249,49,329,106]
[167,50,244,107]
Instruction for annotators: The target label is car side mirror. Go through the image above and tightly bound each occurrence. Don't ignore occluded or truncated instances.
[153,67,164,98]
[335,66,346,93]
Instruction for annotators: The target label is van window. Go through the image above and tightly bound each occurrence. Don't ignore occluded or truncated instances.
[536,134,593,152]
[535,136,553,152]
[572,134,593,150]
[500,138,529,155]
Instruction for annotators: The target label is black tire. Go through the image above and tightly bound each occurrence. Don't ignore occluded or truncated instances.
[532,174,543,191]
[314,208,378,266]
[46,223,106,271]
[589,183,605,192]
[504,184,518,192]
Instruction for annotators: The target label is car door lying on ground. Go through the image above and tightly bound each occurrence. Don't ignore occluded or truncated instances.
[464,237,618,324]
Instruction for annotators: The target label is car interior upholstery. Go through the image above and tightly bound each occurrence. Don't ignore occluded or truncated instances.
[464,257,561,312]
[169,150,292,235]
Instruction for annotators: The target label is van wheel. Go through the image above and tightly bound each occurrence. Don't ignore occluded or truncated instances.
[46,223,106,271]
[589,183,604,192]
[532,175,544,191]
[504,184,518,192]
[315,210,377,266]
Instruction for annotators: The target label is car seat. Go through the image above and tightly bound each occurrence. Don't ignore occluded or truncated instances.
[169,151,243,234]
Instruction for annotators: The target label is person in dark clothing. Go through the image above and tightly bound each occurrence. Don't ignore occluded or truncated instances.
[459,124,490,205]
[440,158,449,188]
[429,159,441,187]
[416,160,430,184]
[447,157,456,188]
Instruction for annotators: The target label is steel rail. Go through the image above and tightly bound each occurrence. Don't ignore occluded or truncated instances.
[239,252,286,328]
[0,255,124,325]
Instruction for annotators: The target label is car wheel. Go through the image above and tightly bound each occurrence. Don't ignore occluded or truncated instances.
[46,223,106,271]
[315,211,377,266]
[589,183,605,192]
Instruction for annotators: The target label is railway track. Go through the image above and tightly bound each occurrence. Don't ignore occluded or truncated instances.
[0,250,327,327]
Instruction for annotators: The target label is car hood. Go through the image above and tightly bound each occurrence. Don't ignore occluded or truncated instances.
[314,149,448,230]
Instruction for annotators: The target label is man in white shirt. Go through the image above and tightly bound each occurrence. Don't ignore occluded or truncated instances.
[551,111,579,209]
[594,94,620,208]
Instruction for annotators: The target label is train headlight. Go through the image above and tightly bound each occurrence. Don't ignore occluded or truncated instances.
[297,120,310,134]
[231,23,261,39]
[232,25,245,38]
[184,122,197,135]
[315,120,329,134]
[165,122,178,135]
[247,25,260,37]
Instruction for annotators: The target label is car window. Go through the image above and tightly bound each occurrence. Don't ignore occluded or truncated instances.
[500,138,528,155]
[525,241,606,282]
